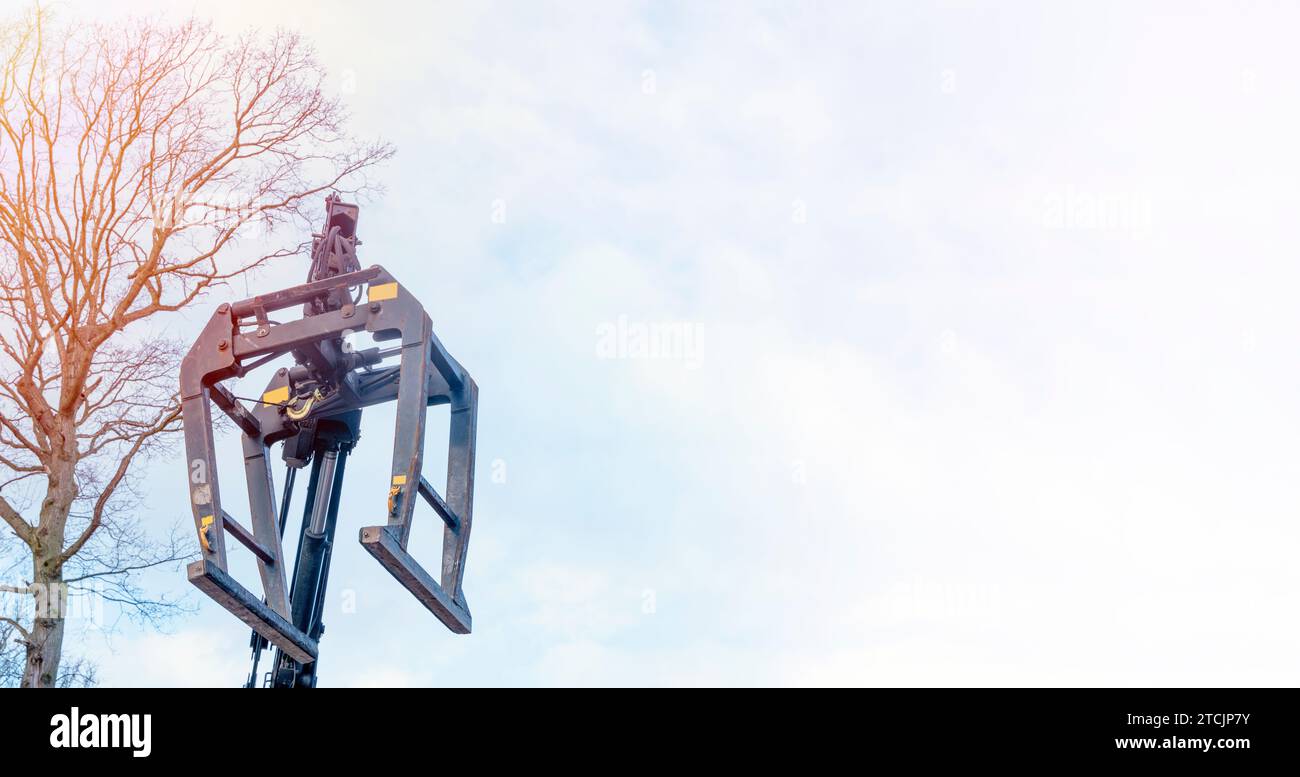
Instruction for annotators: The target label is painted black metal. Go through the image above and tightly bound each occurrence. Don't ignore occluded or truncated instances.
[181,196,479,687]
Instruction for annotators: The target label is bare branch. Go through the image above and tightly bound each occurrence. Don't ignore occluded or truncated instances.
[0,615,29,642]
[0,494,32,545]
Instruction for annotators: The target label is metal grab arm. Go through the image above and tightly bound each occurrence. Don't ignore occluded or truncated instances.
[179,196,479,687]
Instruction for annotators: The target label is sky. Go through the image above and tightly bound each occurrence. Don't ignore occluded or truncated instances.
[12,0,1300,686]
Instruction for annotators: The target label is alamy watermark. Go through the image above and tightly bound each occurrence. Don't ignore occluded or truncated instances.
[596,315,702,368]
[1039,186,1153,235]
[50,707,151,757]
[7,579,106,626]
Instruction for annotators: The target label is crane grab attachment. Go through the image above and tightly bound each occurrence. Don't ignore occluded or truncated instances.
[178,195,478,687]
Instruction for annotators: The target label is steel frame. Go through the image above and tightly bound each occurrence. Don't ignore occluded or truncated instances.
[179,263,477,682]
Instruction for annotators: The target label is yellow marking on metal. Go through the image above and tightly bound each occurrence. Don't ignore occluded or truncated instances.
[286,388,323,421]
[199,515,215,553]
[392,475,408,485]
[261,386,290,406]
[368,282,398,302]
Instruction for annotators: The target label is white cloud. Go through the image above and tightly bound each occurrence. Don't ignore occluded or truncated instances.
[87,629,249,688]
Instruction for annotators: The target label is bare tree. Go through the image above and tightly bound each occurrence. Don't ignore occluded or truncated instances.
[0,5,392,687]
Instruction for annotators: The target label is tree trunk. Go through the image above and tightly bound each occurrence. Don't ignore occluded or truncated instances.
[20,600,65,688]
[22,466,73,688]
[20,546,67,687]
